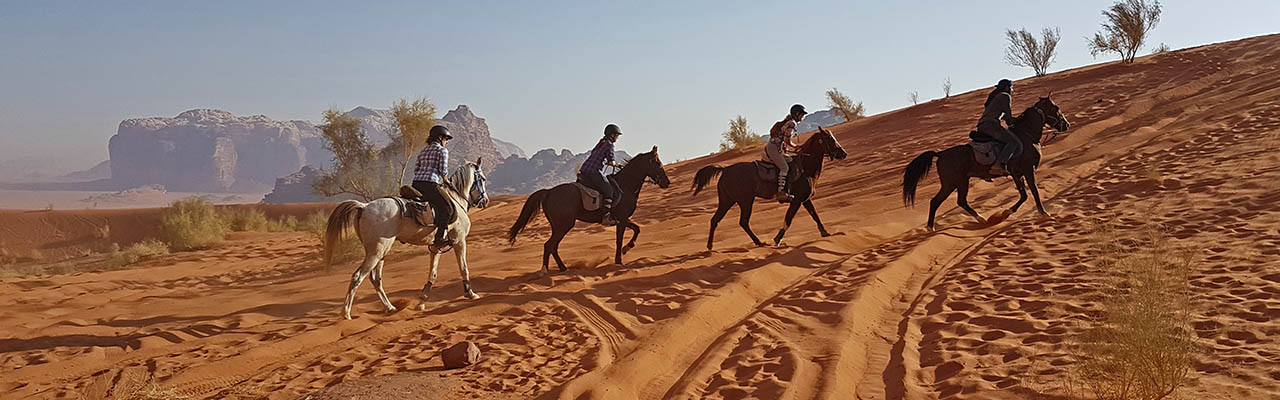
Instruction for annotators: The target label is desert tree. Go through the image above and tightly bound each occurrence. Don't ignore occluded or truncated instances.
[942,77,952,98]
[908,91,919,105]
[719,115,764,151]
[1088,0,1162,63]
[387,97,437,184]
[825,87,866,123]
[1151,42,1170,54]
[1005,27,1061,77]
[314,97,437,201]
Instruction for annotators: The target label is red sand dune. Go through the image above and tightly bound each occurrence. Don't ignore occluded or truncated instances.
[2,34,1279,399]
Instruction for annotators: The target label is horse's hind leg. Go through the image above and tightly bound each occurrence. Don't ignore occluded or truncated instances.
[707,199,733,251]
[927,183,957,231]
[540,221,572,276]
[343,250,381,320]
[737,200,765,246]
[418,251,443,311]
[773,200,803,246]
[368,239,396,313]
[955,183,986,224]
[1025,173,1051,216]
[453,239,480,299]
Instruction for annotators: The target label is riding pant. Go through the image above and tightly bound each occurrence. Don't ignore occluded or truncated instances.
[580,171,614,209]
[978,121,1023,164]
[764,139,789,192]
[411,180,454,229]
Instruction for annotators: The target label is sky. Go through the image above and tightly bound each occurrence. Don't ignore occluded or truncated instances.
[1,0,1277,172]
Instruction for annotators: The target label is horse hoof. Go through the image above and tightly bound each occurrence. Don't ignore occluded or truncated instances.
[535,270,547,278]
[558,266,568,272]
[386,306,398,313]
[418,303,429,311]
[344,314,352,320]
[465,292,481,300]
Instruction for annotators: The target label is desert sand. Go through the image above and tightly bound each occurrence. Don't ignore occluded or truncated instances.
[2,34,1279,399]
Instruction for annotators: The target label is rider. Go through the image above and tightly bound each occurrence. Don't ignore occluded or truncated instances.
[977,79,1021,175]
[767,104,806,203]
[580,124,622,226]
[412,125,456,247]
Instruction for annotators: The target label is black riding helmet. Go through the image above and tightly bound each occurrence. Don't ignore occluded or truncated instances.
[429,125,453,142]
[997,79,1013,91]
[604,124,622,137]
[790,104,807,118]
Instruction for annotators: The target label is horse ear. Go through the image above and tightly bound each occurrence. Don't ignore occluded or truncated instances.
[652,145,658,153]
[476,157,482,167]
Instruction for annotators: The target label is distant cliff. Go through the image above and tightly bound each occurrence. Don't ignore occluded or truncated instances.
[486,148,632,195]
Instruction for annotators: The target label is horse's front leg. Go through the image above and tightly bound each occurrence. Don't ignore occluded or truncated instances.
[614,224,625,265]
[622,221,640,255]
[418,251,443,311]
[454,239,480,299]
[1009,174,1029,214]
[802,200,832,237]
[773,199,803,246]
[1024,172,1051,217]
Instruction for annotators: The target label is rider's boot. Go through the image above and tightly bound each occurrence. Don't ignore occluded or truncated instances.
[601,200,617,226]
[432,227,452,248]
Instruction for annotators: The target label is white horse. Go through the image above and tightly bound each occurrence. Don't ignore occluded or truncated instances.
[324,160,491,320]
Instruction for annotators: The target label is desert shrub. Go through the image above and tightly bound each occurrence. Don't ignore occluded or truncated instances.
[942,77,952,98]
[222,208,271,232]
[1151,43,1170,54]
[1066,223,1196,400]
[719,115,764,152]
[1088,0,1162,63]
[295,211,329,234]
[908,91,920,105]
[94,224,111,240]
[106,239,170,268]
[826,87,866,122]
[159,198,228,251]
[1005,27,1061,76]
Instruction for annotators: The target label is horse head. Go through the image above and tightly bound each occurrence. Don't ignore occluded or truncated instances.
[813,127,848,160]
[454,158,490,209]
[641,146,671,188]
[1037,96,1070,132]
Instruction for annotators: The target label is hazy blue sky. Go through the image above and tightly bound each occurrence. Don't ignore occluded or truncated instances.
[2,0,1277,171]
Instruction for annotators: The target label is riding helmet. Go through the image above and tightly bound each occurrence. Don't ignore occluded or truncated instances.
[429,125,453,141]
[790,104,807,117]
[997,79,1013,89]
[604,124,622,136]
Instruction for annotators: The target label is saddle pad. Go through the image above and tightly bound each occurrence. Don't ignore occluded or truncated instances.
[969,141,999,166]
[571,182,603,211]
[754,160,778,181]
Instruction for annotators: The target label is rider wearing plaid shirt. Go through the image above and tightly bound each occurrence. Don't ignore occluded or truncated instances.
[579,124,622,226]
[412,125,456,247]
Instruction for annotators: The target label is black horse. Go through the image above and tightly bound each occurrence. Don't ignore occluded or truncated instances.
[902,96,1070,230]
[508,147,671,276]
[692,127,849,249]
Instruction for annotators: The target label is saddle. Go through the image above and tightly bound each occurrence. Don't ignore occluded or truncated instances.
[968,131,1000,166]
[753,159,799,197]
[396,185,456,228]
[571,177,621,211]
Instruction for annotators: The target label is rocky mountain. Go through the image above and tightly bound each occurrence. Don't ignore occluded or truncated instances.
[795,109,845,133]
[62,160,112,182]
[107,109,324,192]
[436,105,503,172]
[486,148,631,195]
[492,137,526,159]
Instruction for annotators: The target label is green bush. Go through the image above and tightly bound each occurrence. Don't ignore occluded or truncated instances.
[222,208,271,232]
[106,239,170,268]
[159,198,228,250]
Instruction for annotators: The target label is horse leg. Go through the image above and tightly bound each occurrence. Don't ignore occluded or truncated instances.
[802,200,832,237]
[453,239,480,299]
[368,239,396,313]
[540,221,572,276]
[955,183,986,224]
[1025,172,1051,216]
[737,200,765,246]
[707,199,733,251]
[614,223,625,265]
[343,249,381,320]
[772,199,803,246]
[417,251,443,311]
[622,221,640,255]
[927,183,957,232]
[1009,175,1029,214]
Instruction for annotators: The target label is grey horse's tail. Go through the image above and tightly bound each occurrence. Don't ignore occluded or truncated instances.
[324,200,364,270]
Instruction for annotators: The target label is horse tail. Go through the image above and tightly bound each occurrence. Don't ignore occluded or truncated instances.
[692,165,725,196]
[508,189,548,244]
[902,151,937,207]
[324,200,364,270]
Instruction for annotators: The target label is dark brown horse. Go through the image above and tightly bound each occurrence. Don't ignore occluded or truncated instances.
[902,96,1070,231]
[692,127,848,250]
[508,147,671,276]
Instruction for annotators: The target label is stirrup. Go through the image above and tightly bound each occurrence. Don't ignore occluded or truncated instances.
[601,213,617,226]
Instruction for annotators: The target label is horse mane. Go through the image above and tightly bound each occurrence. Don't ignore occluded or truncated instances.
[797,131,827,155]
[444,162,477,204]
